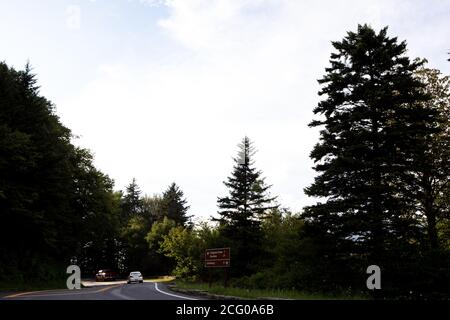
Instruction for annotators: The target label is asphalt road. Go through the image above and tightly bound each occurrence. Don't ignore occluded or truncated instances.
[1,282,203,300]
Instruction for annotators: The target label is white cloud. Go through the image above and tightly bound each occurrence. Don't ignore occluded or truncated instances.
[59,0,450,219]
[66,5,81,30]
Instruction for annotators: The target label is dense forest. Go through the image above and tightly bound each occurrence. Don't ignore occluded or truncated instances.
[0,24,449,299]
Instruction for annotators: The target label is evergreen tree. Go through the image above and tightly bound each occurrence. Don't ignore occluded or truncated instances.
[119,178,150,272]
[303,25,437,295]
[161,183,191,227]
[0,62,121,283]
[121,178,143,221]
[217,137,277,225]
[216,137,278,276]
[0,61,78,280]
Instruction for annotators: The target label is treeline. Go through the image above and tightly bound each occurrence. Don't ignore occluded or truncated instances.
[1,24,449,299]
[149,25,450,299]
[76,178,194,278]
[0,62,115,284]
[0,61,191,284]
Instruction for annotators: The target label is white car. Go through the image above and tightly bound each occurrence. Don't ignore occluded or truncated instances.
[127,271,143,284]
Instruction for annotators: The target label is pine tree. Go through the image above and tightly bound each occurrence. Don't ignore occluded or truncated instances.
[216,137,278,276]
[217,137,277,226]
[0,62,121,282]
[121,178,143,221]
[161,183,191,227]
[303,25,437,293]
[0,61,78,275]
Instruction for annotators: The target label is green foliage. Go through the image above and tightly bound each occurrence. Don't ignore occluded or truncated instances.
[159,222,224,280]
[160,183,191,227]
[303,25,449,297]
[142,217,177,275]
[413,66,450,249]
[160,226,201,279]
[216,137,278,277]
[121,178,143,222]
[259,210,308,288]
[1,27,448,299]
[146,217,177,249]
[175,281,366,300]
[75,159,122,276]
[216,137,277,226]
[116,181,193,276]
[0,62,121,283]
[142,194,164,223]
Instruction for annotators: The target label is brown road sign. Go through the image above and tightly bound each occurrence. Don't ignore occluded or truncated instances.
[205,248,230,260]
[205,259,230,268]
[205,248,230,268]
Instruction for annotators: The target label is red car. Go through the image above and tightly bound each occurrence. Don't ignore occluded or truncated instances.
[95,269,118,281]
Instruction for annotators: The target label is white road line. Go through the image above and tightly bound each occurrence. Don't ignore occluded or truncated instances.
[154,282,197,300]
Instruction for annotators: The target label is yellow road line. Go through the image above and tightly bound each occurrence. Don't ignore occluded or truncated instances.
[95,284,121,293]
[3,284,121,299]
[4,289,63,299]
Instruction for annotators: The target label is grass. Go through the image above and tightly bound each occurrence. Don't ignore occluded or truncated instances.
[144,276,176,283]
[174,281,367,300]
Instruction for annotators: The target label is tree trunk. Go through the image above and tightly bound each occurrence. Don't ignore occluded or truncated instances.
[423,173,439,249]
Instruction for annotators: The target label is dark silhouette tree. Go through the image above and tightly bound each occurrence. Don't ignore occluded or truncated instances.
[0,62,120,283]
[121,178,143,221]
[216,137,278,276]
[161,182,191,227]
[303,25,439,295]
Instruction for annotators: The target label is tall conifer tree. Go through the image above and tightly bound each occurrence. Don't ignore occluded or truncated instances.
[121,178,143,221]
[303,25,437,293]
[216,137,277,276]
[161,182,191,227]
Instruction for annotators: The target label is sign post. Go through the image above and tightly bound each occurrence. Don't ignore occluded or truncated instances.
[204,248,230,288]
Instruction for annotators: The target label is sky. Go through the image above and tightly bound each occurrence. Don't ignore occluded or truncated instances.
[1,0,449,223]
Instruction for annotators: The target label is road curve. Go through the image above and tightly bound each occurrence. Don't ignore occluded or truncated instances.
[1,282,203,300]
